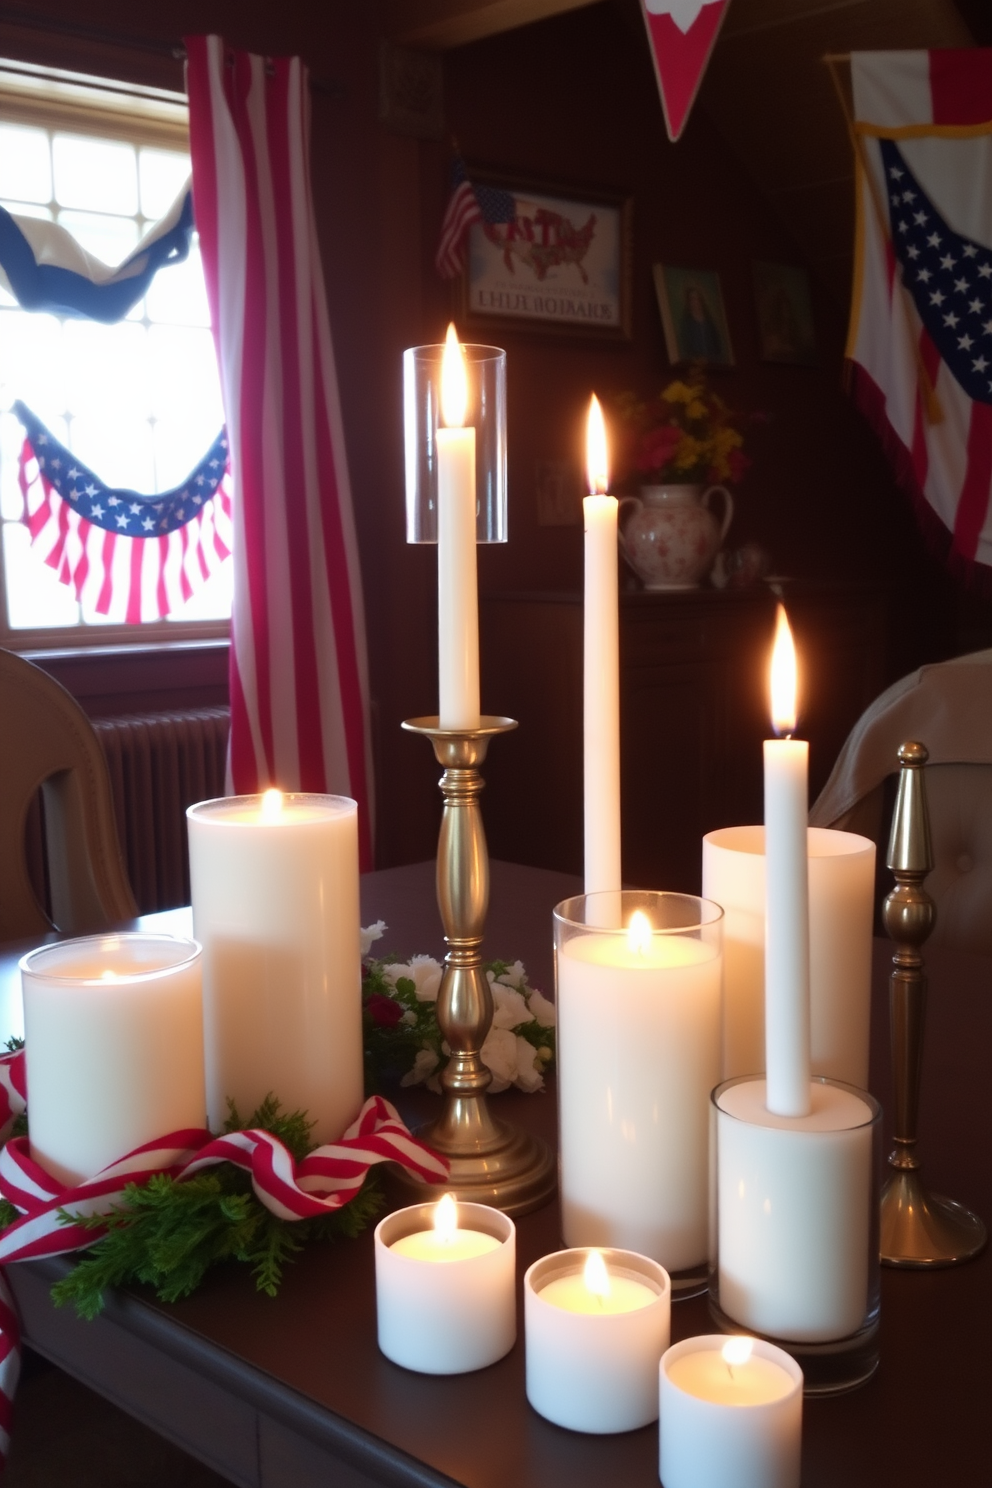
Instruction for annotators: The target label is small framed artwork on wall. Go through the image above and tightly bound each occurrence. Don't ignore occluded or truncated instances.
[461,172,633,340]
[653,265,734,367]
[752,261,817,365]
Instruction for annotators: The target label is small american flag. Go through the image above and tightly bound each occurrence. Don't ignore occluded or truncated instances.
[435,158,516,280]
[16,401,232,623]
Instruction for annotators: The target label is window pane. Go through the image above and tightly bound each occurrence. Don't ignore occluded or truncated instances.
[0,199,53,221]
[52,134,137,215]
[148,326,223,428]
[139,148,191,221]
[62,321,149,419]
[168,556,233,622]
[57,210,139,270]
[70,414,155,493]
[145,242,211,327]
[152,414,225,492]
[3,520,80,628]
[0,124,52,204]
[0,310,64,423]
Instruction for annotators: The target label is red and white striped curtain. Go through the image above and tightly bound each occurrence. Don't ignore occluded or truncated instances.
[185,36,373,863]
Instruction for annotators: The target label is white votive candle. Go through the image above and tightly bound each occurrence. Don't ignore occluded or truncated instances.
[525,1247,671,1433]
[715,1077,877,1342]
[583,394,621,898]
[437,323,480,730]
[702,826,876,1087]
[555,893,722,1273]
[375,1198,515,1374]
[187,791,362,1144]
[660,1335,802,1488]
[20,933,205,1187]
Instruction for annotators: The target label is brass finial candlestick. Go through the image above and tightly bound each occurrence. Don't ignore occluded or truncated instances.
[879,741,986,1266]
[393,715,557,1216]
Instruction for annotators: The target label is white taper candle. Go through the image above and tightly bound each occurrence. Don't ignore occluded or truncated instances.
[437,324,480,730]
[583,395,622,897]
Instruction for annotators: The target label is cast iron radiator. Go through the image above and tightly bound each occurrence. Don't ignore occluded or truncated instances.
[93,708,231,915]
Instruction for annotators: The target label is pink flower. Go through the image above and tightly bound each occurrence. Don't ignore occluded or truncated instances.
[636,425,681,474]
[367,994,403,1028]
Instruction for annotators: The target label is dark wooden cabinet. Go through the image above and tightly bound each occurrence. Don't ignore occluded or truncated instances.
[480,584,889,894]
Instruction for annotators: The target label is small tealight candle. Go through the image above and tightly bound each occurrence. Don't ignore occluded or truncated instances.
[660,1335,802,1488]
[524,1247,671,1433]
[375,1197,515,1374]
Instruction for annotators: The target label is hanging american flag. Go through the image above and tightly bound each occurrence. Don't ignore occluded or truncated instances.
[847,50,992,575]
[15,402,232,624]
[185,37,373,863]
[435,158,515,280]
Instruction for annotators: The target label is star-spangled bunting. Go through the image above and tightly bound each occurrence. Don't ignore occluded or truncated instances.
[0,1047,447,1467]
[15,402,233,624]
[883,140,992,405]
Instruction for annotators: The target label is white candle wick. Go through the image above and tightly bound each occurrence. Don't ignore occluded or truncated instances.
[586,393,609,494]
[261,788,283,820]
[100,969,118,982]
[769,604,798,737]
[627,910,653,956]
[434,1192,458,1245]
[583,1249,611,1309]
[441,323,468,428]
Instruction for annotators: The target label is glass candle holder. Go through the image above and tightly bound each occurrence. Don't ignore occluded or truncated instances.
[403,341,507,544]
[20,933,205,1187]
[554,891,723,1296]
[709,1074,882,1394]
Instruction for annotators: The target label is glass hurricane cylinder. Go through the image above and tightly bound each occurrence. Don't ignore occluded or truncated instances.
[20,933,205,1187]
[554,891,723,1293]
[709,1074,882,1394]
[402,341,507,544]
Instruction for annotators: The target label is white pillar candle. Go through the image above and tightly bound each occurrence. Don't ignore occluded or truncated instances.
[20,933,205,1187]
[375,1198,515,1374]
[187,790,362,1144]
[525,1247,671,1433]
[659,1335,802,1488]
[556,894,722,1273]
[702,826,876,1086]
[763,606,810,1118]
[715,1077,876,1341]
[437,323,480,730]
[583,394,622,898]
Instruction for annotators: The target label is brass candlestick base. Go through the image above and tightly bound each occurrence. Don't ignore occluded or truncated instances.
[391,715,557,1217]
[879,742,987,1267]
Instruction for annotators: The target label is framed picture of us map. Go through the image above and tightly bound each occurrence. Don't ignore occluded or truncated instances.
[460,171,633,340]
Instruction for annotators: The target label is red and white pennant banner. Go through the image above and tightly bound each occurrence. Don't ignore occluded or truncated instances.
[639,0,732,143]
[0,1049,446,1466]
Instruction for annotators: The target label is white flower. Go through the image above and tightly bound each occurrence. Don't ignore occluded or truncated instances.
[400,1010,417,1026]
[400,1047,440,1087]
[514,1036,545,1093]
[526,987,556,1028]
[496,960,528,990]
[491,983,531,1030]
[480,1027,518,1092]
[383,955,442,1002]
[361,920,386,957]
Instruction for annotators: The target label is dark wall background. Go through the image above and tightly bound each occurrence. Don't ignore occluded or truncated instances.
[2,0,986,869]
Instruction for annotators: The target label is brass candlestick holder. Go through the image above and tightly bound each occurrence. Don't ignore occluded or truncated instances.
[392,715,557,1216]
[879,741,986,1266]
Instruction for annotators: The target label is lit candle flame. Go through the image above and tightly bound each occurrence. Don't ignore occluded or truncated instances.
[261,788,283,820]
[100,970,118,982]
[583,1248,611,1303]
[585,394,609,495]
[440,323,468,428]
[769,604,798,736]
[627,910,653,955]
[722,1336,753,1378]
[434,1192,458,1243]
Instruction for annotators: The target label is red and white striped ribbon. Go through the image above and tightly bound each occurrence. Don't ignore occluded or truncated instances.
[0,1048,446,1465]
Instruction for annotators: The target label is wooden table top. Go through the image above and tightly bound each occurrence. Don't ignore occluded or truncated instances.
[2,861,989,1488]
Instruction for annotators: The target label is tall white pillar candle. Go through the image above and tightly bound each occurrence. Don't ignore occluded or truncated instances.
[187,791,363,1143]
[702,826,876,1086]
[763,606,810,1117]
[20,933,205,1187]
[659,1336,803,1488]
[583,395,622,897]
[437,323,480,730]
[375,1199,515,1374]
[525,1248,671,1432]
[556,893,722,1273]
[715,1077,877,1341]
